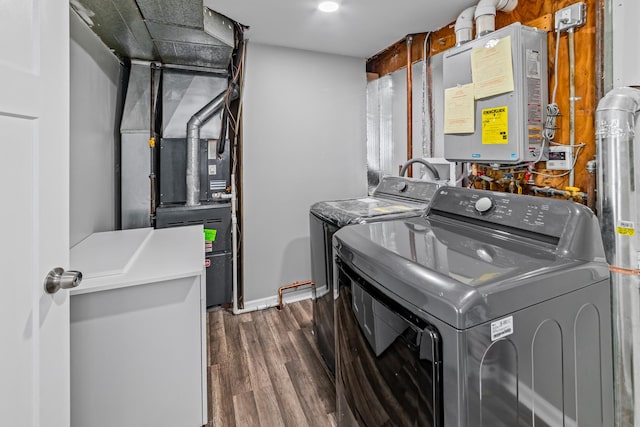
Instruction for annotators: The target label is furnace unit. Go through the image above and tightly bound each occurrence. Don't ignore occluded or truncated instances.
[153,70,234,308]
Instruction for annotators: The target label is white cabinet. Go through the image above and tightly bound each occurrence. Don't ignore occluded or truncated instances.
[69,226,207,427]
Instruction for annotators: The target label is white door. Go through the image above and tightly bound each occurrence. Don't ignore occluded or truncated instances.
[0,0,71,426]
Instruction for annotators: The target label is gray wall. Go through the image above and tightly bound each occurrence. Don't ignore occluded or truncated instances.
[69,10,121,246]
[242,43,367,302]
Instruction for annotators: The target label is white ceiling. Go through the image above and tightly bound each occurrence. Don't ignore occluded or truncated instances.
[204,0,477,59]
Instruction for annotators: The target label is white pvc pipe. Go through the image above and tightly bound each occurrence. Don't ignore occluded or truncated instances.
[474,0,518,37]
[455,6,477,45]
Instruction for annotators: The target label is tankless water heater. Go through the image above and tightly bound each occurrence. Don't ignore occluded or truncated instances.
[443,23,548,164]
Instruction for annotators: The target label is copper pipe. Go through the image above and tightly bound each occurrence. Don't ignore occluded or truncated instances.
[277,280,315,310]
[406,35,414,178]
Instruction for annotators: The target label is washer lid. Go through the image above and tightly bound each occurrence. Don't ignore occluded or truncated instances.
[310,176,440,227]
[310,197,426,227]
[334,215,609,330]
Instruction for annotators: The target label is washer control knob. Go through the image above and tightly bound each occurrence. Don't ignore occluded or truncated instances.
[398,182,408,192]
[475,197,493,214]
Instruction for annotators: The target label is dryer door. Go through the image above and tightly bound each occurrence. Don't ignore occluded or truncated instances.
[335,261,443,427]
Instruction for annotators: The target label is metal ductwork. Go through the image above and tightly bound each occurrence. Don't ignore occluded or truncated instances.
[474,0,518,38]
[120,62,160,229]
[596,86,640,427]
[70,0,235,70]
[186,84,239,206]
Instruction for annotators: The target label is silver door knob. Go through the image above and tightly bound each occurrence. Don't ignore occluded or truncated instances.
[44,267,82,294]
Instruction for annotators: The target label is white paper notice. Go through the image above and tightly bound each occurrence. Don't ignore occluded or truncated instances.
[444,83,475,134]
[471,36,515,100]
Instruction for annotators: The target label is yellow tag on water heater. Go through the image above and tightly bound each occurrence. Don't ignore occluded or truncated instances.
[617,221,636,236]
[481,106,509,144]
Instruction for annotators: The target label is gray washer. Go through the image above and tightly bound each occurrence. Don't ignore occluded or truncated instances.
[309,176,441,376]
[333,187,613,427]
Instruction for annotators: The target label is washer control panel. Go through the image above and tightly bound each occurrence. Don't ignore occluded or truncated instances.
[428,187,581,239]
[374,176,440,203]
[474,197,494,214]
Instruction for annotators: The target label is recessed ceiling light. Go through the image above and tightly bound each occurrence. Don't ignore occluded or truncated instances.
[318,1,339,13]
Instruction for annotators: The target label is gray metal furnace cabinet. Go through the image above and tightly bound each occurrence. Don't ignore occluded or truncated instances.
[69,226,207,427]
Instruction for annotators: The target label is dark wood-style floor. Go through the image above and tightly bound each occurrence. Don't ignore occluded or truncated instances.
[206,299,336,426]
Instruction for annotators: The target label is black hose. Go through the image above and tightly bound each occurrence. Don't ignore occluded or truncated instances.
[399,158,440,180]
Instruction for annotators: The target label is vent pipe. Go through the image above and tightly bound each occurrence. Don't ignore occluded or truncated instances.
[596,86,640,427]
[474,0,518,38]
[186,84,239,206]
[455,6,477,46]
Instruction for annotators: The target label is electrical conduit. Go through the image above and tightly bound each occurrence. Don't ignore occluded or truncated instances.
[568,28,577,187]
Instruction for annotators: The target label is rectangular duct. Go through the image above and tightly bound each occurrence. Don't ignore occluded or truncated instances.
[70,0,156,61]
[162,70,228,139]
[120,63,158,229]
[70,0,235,69]
[136,0,204,28]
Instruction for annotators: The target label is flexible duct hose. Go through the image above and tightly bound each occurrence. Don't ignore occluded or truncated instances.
[399,158,440,180]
